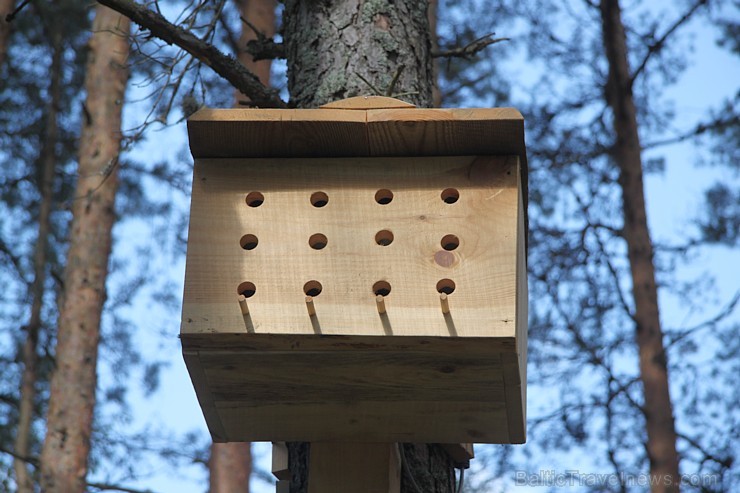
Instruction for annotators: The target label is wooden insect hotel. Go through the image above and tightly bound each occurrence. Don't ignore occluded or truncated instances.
[181,97,528,455]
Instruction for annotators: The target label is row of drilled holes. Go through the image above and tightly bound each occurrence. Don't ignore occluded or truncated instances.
[237,279,456,298]
[245,188,460,208]
[240,232,460,251]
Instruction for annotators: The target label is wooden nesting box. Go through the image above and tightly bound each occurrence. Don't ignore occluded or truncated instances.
[181,97,527,445]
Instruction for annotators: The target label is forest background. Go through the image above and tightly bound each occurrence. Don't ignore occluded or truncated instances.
[0,0,737,492]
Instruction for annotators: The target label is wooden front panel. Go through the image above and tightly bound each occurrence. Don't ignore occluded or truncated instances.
[181,155,522,339]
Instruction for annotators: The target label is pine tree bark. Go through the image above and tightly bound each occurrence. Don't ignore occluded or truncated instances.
[0,0,12,67]
[283,0,433,108]
[38,6,130,492]
[600,1,680,491]
[282,2,454,491]
[13,23,63,493]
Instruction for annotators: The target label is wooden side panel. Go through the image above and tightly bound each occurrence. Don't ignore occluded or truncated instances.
[182,155,520,339]
[182,350,227,442]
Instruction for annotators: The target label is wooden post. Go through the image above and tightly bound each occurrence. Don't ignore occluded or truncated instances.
[308,443,400,493]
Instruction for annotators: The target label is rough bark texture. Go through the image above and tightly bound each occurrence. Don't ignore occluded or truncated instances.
[0,0,12,67]
[209,442,252,493]
[600,1,681,491]
[282,2,453,491]
[283,0,433,107]
[13,26,63,493]
[38,6,130,492]
[234,0,275,104]
[427,0,441,107]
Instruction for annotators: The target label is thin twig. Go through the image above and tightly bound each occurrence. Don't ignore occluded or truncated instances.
[432,33,509,59]
[630,0,708,86]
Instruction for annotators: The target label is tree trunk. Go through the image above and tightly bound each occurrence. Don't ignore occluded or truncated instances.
[13,23,63,493]
[283,0,433,108]
[427,0,441,107]
[0,0,12,67]
[234,0,275,104]
[599,1,680,491]
[282,2,453,491]
[209,441,252,493]
[38,6,130,492]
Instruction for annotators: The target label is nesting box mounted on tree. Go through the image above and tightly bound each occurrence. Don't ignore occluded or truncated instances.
[180,96,528,445]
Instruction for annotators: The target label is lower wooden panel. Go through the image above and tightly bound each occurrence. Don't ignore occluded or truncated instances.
[182,333,524,444]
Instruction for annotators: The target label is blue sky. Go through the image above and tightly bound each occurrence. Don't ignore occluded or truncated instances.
[95,4,739,492]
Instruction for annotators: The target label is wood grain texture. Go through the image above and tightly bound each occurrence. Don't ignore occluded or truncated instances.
[182,105,528,446]
[182,334,519,444]
[187,107,525,164]
[321,95,416,109]
[308,443,400,493]
[183,156,521,339]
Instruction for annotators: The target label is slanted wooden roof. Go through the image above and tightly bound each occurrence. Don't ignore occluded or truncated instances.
[187,96,527,165]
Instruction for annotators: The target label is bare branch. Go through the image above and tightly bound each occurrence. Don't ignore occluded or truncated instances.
[96,0,286,108]
[665,290,740,349]
[630,0,708,85]
[88,482,157,493]
[641,114,739,150]
[241,15,285,61]
[246,37,285,61]
[432,33,509,59]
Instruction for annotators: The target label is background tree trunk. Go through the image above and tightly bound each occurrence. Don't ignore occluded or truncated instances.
[282,1,454,491]
[0,0,12,67]
[600,0,681,491]
[38,6,130,492]
[12,24,63,493]
[209,441,252,493]
[234,0,275,104]
[427,0,441,107]
[283,0,433,108]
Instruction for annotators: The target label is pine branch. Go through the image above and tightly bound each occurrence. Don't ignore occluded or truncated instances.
[641,114,739,150]
[630,0,708,86]
[87,482,157,493]
[96,0,286,108]
[432,33,509,59]
[241,15,285,60]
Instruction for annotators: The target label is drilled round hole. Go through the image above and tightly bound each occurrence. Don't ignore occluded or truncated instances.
[441,188,459,204]
[240,234,259,250]
[303,280,323,297]
[372,281,392,296]
[441,234,459,251]
[436,279,456,295]
[237,281,256,298]
[375,189,394,205]
[246,191,264,207]
[309,233,328,250]
[310,191,329,207]
[375,230,394,246]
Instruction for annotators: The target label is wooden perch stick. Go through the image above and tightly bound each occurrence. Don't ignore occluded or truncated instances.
[96,0,287,108]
